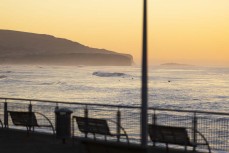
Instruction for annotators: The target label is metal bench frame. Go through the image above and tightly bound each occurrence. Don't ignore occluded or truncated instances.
[73,116,129,143]
[8,111,55,135]
[148,124,211,153]
[0,119,3,128]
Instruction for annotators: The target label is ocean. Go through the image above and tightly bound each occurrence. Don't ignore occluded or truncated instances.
[0,65,229,112]
[1,65,229,152]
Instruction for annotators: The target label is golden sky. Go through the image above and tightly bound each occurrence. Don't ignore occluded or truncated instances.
[0,0,229,66]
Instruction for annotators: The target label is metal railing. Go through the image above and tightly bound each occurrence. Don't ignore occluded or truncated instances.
[0,97,228,152]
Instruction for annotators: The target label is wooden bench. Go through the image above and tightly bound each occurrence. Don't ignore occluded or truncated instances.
[148,124,211,153]
[8,111,55,135]
[73,116,129,143]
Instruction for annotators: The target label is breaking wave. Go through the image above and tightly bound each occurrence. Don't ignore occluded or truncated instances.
[92,71,127,77]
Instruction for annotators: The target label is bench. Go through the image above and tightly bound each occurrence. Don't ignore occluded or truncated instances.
[148,124,211,153]
[8,111,55,135]
[73,116,129,143]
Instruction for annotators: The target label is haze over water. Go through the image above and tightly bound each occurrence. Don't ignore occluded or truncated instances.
[1,65,228,112]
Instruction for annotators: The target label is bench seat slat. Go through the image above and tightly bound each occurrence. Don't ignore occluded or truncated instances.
[8,111,55,135]
[149,124,191,146]
[74,116,129,143]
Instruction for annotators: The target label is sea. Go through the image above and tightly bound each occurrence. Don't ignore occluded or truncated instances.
[0,65,229,152]
[0,65,228,112]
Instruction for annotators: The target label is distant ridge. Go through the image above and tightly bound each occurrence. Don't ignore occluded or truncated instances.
[160,63,195,67]
[0,30,133,66]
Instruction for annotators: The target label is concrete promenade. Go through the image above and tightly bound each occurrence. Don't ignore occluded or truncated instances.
[0,128,206,153]
[0,128,82,153]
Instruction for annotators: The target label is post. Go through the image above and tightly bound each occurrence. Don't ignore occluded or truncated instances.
[4,99,8,128]
[55,102,59,135]
[28,101,33,131]
[152,110,157,147]
[55,103,59,110]
[193,112,197,152]
[141,0,148,147]
[152,110,157,125]
[116,108,121,142]
[84,105,88,138]
[84,105,88,118]
[28,101,32,112]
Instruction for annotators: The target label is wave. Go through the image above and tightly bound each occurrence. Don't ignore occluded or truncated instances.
[92,71,127,77]
[0,70,12,73]
[40,81,67,85]
[40,82,55,85]
[216,96,228,99]
[0,75,7,79]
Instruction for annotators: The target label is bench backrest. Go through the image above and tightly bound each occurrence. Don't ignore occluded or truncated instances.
[148,124,191,145]
[76,117,111,135]
[9,111,38,127]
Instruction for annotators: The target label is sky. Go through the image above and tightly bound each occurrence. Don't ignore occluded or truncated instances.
[0,0,229,67]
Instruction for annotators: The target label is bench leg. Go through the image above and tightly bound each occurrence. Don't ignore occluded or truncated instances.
[207,144,211,153]
[26,126,30,135]
[193,146,196,152]
[166,143,169,153]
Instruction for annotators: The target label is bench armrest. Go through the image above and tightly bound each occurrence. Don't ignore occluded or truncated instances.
[35,112,55,135]
[107,119,129,143]
[187,128,211,153]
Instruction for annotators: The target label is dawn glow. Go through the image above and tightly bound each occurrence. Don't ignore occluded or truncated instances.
[1,0,229,66]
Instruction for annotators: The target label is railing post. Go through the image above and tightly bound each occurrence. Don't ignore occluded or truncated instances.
[193,112,197,152]
[4,99,8,128]
[84,105,88,118]
[28,101,33,131]
[55,103,59,110]
[116,108,121,142]
[28,101,32,112]
[84,105,88,138]
[152,110,157,147]
[55,103,59,133]
[152,110,157,125]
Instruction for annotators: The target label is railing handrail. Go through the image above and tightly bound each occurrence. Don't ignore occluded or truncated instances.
[148,107,229,116]
[0,97,140,109]
[0,97,229,116]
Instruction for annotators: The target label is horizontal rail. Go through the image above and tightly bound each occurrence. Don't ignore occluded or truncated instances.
[1,97,229,116]
[0,97,139,109]
[148,107,229,116]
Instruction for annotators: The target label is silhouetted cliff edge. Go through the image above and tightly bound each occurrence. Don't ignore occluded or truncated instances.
[0,30,133,66]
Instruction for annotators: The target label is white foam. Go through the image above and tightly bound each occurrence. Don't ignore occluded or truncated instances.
[92,71,126,77]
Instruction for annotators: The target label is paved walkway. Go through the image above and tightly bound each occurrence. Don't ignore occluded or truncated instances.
[0,128,206,153]
[0,128,83,153]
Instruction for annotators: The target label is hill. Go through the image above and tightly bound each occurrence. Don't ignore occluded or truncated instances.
[0,30,133,66]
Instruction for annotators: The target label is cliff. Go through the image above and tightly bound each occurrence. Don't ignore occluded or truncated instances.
[0,30,133,66]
